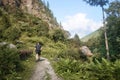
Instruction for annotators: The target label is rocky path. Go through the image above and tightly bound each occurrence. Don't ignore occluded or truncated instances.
[30,57,61,80]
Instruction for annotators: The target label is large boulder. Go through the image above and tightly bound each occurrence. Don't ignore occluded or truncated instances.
[9,43,17,49]
[80,46,93,57]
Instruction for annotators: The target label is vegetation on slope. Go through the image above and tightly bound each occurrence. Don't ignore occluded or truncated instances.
[81,28,102,42]
[0,0,69,79]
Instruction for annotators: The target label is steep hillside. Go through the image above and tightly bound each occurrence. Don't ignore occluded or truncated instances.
[0,0,60,29]
[0,0,69,79]
[0,0,67,42]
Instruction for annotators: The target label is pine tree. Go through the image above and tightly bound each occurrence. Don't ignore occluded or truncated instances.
[83,0,110,60]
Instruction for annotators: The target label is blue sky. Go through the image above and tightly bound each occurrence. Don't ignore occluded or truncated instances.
[43,0,110,38]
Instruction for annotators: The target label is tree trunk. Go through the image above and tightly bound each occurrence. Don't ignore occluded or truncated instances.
[102,6,110,60]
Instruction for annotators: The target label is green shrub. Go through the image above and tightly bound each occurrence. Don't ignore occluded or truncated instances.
[113,60,120,80]
[51,29,66,42]
[42,41,67,60]
[3,26,21,41]
[0,44,23,80]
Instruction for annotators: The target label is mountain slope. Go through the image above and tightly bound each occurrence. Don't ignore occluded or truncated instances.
[0,0,67,42]
[0,1,68,79]
[0,0,60,29]
[81,28,103,42]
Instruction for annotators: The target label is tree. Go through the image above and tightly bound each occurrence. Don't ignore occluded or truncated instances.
[47,1,49,8]
[52,29,66,42]
[83,0,110,60]
[83,0,109,7]
[105,1,120,58]
[73,34,81,47]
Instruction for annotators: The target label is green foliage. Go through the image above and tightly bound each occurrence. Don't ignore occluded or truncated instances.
[13,9,26,21]
[1,13,11,28]
[54,58,82,80]
[18,54,36,80]
[0,11,11,39]
[83,0,109,7]
[105,1,120,56]
[113,60,120,80]
[54,58,120,80]
[0,8,52,42]
[86,32,106,55]
[3,25,21,41]
[35,21,49,37]
[57,48,80,60]
[53,2,120,80]
[81,1,120,60]
[72,34,82,47]
[42,41,67,60]
[0,8,3,16]
[0,45,23,80]
[51,29,66,42]
[81,29,102,42]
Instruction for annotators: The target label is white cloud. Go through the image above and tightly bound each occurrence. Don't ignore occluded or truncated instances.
[62,13,102,38]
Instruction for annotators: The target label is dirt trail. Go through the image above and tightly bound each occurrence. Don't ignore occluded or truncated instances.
[30,57,61,80]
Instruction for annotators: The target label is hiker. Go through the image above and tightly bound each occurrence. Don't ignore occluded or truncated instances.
[35,42,42,61]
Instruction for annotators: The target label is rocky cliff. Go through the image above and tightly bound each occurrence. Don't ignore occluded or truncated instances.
[0,0,60,28]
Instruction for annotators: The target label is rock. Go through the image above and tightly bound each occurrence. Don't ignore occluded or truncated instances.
[0,42,7,45]
[80,46,93,57]
[9,43,17,49]
[0,42,17,49]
